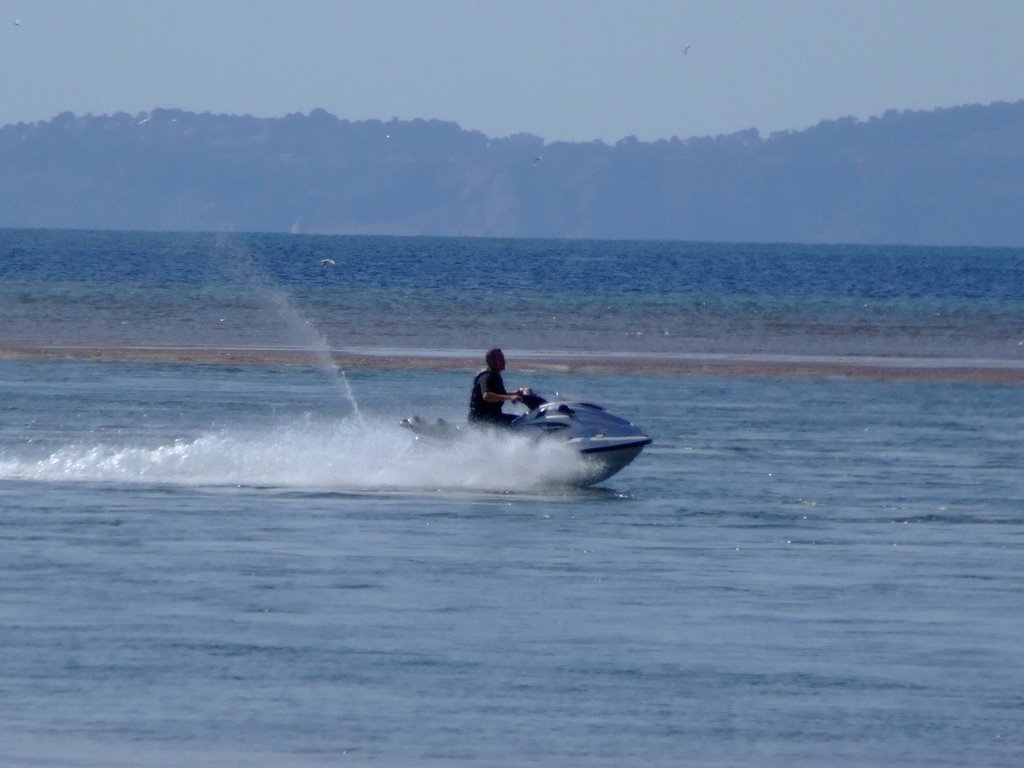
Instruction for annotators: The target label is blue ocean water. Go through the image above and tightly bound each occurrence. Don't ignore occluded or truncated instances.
[1,229,1023,766]
[3,229,1024,362]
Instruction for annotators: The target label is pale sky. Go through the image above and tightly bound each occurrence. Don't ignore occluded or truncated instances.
[2,0,1023,143]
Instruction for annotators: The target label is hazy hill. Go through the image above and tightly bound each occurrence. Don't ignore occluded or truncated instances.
[2,101,1023,246]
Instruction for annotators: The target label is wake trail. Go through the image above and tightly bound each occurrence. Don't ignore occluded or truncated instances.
[0,415,592,493]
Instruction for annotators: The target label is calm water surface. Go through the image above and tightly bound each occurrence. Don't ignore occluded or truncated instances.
[1,360,1021,767]
[1,230,1023,766]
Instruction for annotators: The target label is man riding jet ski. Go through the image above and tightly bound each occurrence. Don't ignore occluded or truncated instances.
[402,348,652,485]
[468,347,546,425]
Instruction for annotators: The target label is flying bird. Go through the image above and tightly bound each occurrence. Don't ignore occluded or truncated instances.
[14,18,21,26]
[532,156,543,167]
[320,258,336,267]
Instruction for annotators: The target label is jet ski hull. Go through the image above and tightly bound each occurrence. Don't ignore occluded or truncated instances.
[515,401,651,484]
[571,439,650,484]
[402,399,651,486]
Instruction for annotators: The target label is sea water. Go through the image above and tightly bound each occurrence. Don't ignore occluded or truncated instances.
[1,230,1023,767]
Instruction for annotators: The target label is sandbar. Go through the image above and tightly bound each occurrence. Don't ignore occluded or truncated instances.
[3,340,1024,384]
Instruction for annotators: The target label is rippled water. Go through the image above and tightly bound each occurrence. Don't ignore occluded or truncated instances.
[3,229,1023,362]
[1,230,1023,766]
[1,359,1022,766]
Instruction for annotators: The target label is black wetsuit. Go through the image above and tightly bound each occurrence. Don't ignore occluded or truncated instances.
[468,368,517,425]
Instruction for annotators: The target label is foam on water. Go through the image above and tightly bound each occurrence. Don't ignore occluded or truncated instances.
[0,414,594,492]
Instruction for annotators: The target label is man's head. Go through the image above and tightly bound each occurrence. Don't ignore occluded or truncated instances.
[485,347,505,371]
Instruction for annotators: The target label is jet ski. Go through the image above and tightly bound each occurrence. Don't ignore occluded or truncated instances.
[401,390,652,485]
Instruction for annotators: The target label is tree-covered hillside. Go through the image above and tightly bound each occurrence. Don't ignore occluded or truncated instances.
[2,101,1022,246]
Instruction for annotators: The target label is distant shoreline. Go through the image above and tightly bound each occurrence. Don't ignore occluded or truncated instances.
[4,103,1024,246]
[3,341,1023,384]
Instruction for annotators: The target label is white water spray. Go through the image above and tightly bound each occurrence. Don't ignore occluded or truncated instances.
[0,415,593,492]
[260,284,364,424]
[216,236,363,423]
